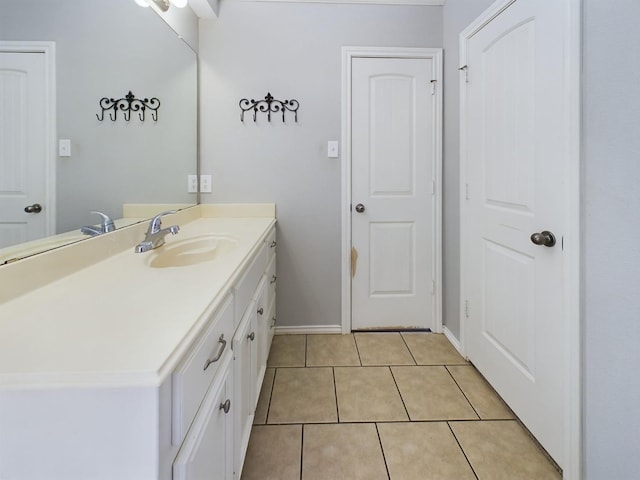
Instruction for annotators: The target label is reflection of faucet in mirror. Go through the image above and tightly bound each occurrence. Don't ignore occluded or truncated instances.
[135,211,180,253]
[80,211,116,236]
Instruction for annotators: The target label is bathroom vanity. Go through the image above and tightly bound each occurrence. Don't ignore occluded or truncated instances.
[0,204,276,480]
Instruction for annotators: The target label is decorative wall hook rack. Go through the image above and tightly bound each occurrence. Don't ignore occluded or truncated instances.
[239,92,299,123]
[96,91,160,122]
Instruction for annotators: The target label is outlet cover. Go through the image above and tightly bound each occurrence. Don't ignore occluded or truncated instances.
[200,175,212,193]
[187,175,198,193]
[328,140,339,158]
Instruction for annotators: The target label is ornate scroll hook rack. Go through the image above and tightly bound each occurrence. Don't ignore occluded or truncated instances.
[96,91,160,122]
[239,92,299,123]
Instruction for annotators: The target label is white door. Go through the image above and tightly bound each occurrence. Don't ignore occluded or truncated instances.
[0,50,49,248]
[462,0,569,465]
[351,57,436,331]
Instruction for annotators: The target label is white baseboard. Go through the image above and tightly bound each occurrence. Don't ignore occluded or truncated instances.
[443,326,463,354]
[275,325,343,335]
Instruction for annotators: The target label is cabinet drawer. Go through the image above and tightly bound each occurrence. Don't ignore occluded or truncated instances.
[233,244,266,328]
[265,227,277,264]
[267,296,277,348]
[172,294,234,446]
[173,351,233,480]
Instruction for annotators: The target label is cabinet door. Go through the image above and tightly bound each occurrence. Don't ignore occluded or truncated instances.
[232,303,257,478]
[254,276,268,400]
[173,351,233,480]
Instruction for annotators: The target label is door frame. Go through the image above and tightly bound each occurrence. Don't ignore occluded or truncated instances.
[458,0,581,477]
[341,46,443,334]
[0,41,57,237]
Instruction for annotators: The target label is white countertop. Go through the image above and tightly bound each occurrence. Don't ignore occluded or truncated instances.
[0,211,275,389]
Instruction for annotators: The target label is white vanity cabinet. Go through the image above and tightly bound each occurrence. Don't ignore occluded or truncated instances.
[0,212,276,480]
[175,225,277,480]
[173,351,234,480]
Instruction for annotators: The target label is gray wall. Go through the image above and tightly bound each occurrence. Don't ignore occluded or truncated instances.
[1,0,196,234]
[582,0,640,477]
[199,1,442,329]
[441,0,495,339]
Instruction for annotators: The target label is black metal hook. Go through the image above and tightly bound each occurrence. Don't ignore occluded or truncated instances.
[239,92,299,123]
[97,91,160,122]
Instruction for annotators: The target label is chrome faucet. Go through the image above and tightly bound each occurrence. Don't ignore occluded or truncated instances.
[135,210,180,253]
[81,211,116,236]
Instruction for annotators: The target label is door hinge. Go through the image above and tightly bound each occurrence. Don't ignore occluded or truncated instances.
[459,65,468,82]
[464,300,470,318]
[430,79,437,95]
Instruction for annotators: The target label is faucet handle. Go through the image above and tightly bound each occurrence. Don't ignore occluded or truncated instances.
[149,210,177,233]
[90,211,116,233]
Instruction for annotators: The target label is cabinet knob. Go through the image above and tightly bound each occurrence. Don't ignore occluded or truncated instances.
[270,240,277,248]
[257,307,264,315]
[270,317,276,329]
[247,331,255,341]
[270,275,277,285]
[219,399,231,414]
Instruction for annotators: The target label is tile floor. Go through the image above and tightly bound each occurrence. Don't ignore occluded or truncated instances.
[242,332,561,480]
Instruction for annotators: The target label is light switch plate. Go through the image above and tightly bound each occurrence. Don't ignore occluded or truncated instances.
[328,140,339,158]
[200,175,212,193]
[59,139,71,157]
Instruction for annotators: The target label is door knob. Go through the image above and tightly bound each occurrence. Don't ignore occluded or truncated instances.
[24,203,42,214]
[530,231,556,247]
[355,203,365,213]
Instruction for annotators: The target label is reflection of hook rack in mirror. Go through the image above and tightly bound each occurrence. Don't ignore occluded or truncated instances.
[96,91,160,122]
[239,92,299,123]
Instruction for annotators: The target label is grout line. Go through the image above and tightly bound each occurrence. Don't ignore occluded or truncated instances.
[388,366,412,421]
[332,367,340,423]
[445,365,481,420]
[352,333,363,366]
[299,424,304,480]
[399,332,418,365]
[374,423,392,480]
[304,334,308,367]
[447,421,480,480]
[263,367,277,425]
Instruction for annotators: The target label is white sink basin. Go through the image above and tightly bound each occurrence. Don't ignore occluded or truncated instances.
[146,234,238,268]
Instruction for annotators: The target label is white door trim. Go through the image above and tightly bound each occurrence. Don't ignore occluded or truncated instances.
[341,46,443,335]
[0,41,56,238]
[458,0,581,477]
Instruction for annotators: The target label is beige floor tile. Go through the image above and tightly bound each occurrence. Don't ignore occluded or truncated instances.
[302,423,387,480]
[447,365,514,420]
[306,334,360,366]
[334,367,408,422]
[268,367,337,424]
[267,335,306,367]
[392,366,478,420]
[401,332,468,365]
[355,332,415,366]
[378,422,476,480]
[253,368,275,425]
[450,421,561,480]
[241,425,302,480]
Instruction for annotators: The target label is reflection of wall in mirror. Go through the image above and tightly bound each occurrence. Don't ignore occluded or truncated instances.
[0,0,197,235]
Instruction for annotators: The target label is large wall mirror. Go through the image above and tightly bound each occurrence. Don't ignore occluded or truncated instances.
[0,0,197,264]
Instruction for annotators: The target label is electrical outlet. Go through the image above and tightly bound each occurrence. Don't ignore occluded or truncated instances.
[200,175,212,193]
[187,175,198,193]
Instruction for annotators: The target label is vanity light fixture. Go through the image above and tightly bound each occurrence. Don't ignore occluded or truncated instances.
[135,0,188,11]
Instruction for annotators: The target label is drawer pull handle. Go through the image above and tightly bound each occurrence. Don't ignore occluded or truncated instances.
[270,275,277,285]
[257,307,264,315]
[204,334,227,371]
[247,331,256,341]
[219,399,231,414]
[270,240,277,248]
